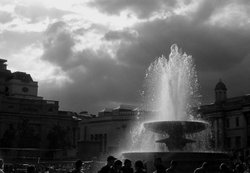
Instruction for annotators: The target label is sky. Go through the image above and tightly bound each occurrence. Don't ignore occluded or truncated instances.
[1,0,250,114]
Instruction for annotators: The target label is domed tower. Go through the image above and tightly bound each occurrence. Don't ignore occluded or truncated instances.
[215,79,227,103]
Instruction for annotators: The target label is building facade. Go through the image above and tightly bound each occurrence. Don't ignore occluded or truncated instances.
[199,80,250,157]
[0,59,79,163]
[78,105,140,160]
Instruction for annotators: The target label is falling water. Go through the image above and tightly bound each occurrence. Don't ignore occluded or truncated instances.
[144,44,200,121]
[129,44,203,151]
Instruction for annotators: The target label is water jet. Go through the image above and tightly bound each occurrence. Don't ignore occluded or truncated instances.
[122,44,229,173]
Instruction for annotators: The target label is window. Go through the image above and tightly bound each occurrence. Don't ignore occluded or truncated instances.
[226,137,231,148]
[248,136,250,147]
[247,116,250,126]
[226,118,230,128]
[235,136,241,148]
[48,107,53,112]
[91,134,94,141]
[22,87,29,92]
[104,134,107,153]
[236,117,239,127]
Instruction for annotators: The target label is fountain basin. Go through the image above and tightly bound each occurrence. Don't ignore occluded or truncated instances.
[143,120,209,150]
[143,120,209,135]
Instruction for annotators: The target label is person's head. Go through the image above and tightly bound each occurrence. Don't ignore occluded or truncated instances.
[107,156,117,166]
[154,158,162,168]
[170,160,177,169]
[0,159,3,169]
[114,160,122,170]
[27,165,36,173]
[235,164,244,173]
[124,159,132,168]
[219,163,228,173]
[202,162,208,169]
[135,160,144,171]
[75,159,83,169]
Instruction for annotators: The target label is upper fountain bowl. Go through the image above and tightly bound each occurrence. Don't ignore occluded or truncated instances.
[143,120,209,135]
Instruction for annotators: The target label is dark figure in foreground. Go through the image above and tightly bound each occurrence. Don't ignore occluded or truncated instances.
[193,162,208,173]
[114,160,123,173]
[122,159,134,173]
[166,160,177,173]
[153,158,165,173]
[99,156,117,173]
[0,159,4,173]
[27,166,36,173]
[219,163,233,173]
[134,160,146,173]
[235,163,244,173]
[71,160,83,173]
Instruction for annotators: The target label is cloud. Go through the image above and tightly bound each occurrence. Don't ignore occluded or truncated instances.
[40,0,250,113]
[15,4,71,23]
[39,21,145,113]
[0,31,42,57]
[0,11,14,24]
[104,29,138,42]
[88,0,179,18]
[41,21,75,70]
[113,15,250,73]
[8,0,249,114]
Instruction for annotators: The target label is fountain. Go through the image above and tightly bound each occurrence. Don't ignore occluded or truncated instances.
[122,44,229,173]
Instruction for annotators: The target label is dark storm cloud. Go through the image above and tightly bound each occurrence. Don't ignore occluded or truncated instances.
[58,49,143,112]
[88,0,179,18]
[40,22,143,112]
[89,0,250,21]
[104,30,138,41]
[40,0,250,113]
[15,5,71,23]
[0,11,14,24]
[111,15,250,103]
[42,21,75,70]
[112,15,250,72]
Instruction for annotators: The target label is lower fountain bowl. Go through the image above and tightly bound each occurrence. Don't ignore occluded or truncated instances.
[122,151,229,173]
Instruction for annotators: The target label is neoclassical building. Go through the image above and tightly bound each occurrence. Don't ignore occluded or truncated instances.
[0,59,79,163]
[78,105,142,160]
[199,80,250,156]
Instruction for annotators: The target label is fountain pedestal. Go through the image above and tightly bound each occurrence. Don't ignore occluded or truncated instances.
[123,120,229,173]
[144,121,208,151]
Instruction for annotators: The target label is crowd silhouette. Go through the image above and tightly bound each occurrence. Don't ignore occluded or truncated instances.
[0,154,249,173]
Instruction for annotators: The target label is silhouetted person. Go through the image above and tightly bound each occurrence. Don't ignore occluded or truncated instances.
[27,165,36,173]
[71,160,83,173]
[44,167,50,173]
[153,158,165,173]
[122,159,134,173]
[134,160,146,173]
[114,160,123,173]
[166,160,177,173]
[99,156,117,173]
[0,159,4,173]
[219,163,233,173]
[235,164,244,173]
[194,162,208,173]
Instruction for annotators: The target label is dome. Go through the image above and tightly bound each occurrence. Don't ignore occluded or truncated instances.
[215,80,227,91]
[8,71,33,83]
